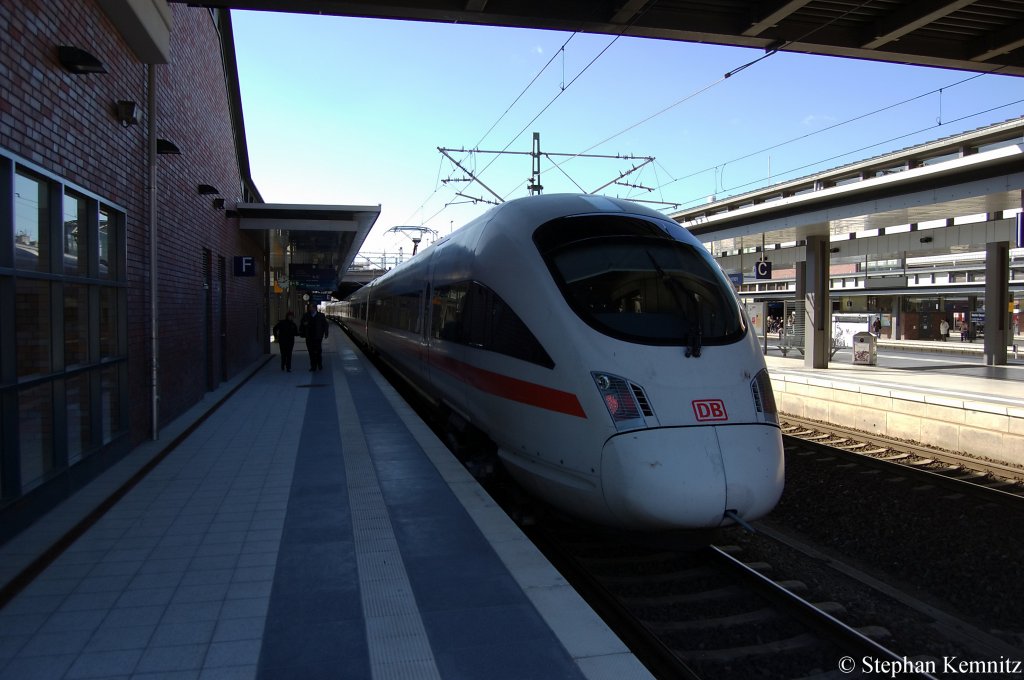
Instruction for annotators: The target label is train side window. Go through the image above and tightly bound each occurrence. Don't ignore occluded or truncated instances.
[397,290,419,332]
[462,283,490,347]
[434,281,553,368]
[373,290,422,332]
[483,284,554,368]
[432,283,468,341]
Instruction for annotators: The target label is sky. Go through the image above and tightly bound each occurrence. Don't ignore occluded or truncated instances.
[230,10,1023,263]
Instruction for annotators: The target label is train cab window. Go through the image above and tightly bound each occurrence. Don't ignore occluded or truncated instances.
[433,281,554,368]
[535,215,745,347]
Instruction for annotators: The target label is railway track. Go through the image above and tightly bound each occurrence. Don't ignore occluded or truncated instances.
[527,519,936,680]
[767,425,1024,659]
[517,426,1024,678]
[780,415,1024,498]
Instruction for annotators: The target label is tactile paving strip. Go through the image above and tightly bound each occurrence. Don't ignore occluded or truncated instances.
[335,349,442,680]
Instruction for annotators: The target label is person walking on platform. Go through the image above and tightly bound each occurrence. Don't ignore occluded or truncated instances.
[273,311,298,372]
[939,318,949,341]
[299,303,329,371]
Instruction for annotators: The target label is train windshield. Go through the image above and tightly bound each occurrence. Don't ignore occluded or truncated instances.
[535,216,745,347]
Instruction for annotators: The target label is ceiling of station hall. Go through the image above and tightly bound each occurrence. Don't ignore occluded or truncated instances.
[183,0,1024,77]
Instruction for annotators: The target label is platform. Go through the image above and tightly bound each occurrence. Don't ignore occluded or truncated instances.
[0,334,651,680]
[764,339,1024,467]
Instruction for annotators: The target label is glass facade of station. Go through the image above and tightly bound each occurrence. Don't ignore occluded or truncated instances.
[740,235,1023,348]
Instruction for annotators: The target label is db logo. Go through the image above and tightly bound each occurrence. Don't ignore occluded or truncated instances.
[692,399,728,422]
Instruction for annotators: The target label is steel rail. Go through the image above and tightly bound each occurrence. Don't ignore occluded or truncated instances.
[707,546,940,680]
[781,414,1024,489]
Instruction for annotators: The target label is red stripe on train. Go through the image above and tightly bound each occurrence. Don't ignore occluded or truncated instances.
[430,353,587,419]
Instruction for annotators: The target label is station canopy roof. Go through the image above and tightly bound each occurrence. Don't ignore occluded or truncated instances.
[236,203,381,287]
[183,0,1024,77]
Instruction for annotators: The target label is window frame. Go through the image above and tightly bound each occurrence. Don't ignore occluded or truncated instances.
[1,150,129,501]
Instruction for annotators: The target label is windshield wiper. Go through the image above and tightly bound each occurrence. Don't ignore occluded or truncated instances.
[687,292,702,358]
[646,250,701,358]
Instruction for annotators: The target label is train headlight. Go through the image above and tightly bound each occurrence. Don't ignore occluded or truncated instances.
[592,372,648,431]
[750,368,779,426]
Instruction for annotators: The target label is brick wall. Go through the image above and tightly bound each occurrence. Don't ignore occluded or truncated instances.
[1,1,266,444]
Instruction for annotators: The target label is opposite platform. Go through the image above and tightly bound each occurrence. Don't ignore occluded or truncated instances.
[0,334,651,680]
[764,347,1024,467]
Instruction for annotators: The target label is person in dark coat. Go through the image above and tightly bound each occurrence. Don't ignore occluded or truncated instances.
[299,303,329,371]
[272,311,298,372]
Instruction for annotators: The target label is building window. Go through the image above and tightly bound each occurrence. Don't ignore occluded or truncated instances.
[64,190,87,276]
[2,151,128,502]
[15,279,52,378]
[99,287,119,358]
[99,208,116,279]
[18,383,54,490]
[66,372,92,465]
[14,171,50,272]
[101,365,121,444]
[65,284,89,367]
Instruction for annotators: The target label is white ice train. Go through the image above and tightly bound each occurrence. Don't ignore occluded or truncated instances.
[333,194,784,531]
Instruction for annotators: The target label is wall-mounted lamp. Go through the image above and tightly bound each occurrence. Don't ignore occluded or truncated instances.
[58,45,107,74]
[114,100,138,127]
[197,184,220,195]
[212,198,225,209]
[156,138,181,155]
[919,236,933,243]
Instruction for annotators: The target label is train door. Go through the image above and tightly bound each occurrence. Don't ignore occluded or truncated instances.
[420,282,430,357]
[423,243,469,415]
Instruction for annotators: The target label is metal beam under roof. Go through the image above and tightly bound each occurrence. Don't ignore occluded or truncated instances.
[177,0,1024,77]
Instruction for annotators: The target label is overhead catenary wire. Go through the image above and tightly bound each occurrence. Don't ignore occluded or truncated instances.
[401,156,448,225]
[440,0,791,210]
[652,70,1000,195]
[448,4,657,206]
[471,33,579,151]
[536,1,880,190]
[422,0,1013,230]
[474,31,631,202]
[569,0,879,164]
[668,100,1024,211]
[423,31,582,225]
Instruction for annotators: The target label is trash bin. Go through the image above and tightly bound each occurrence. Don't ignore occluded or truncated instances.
[852,331,877,365]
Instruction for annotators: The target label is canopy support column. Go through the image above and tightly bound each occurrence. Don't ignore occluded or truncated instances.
[803,235,830,368]
[983,240,1009,366]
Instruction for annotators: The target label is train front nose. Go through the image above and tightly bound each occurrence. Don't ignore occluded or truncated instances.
[600,425,784,530]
